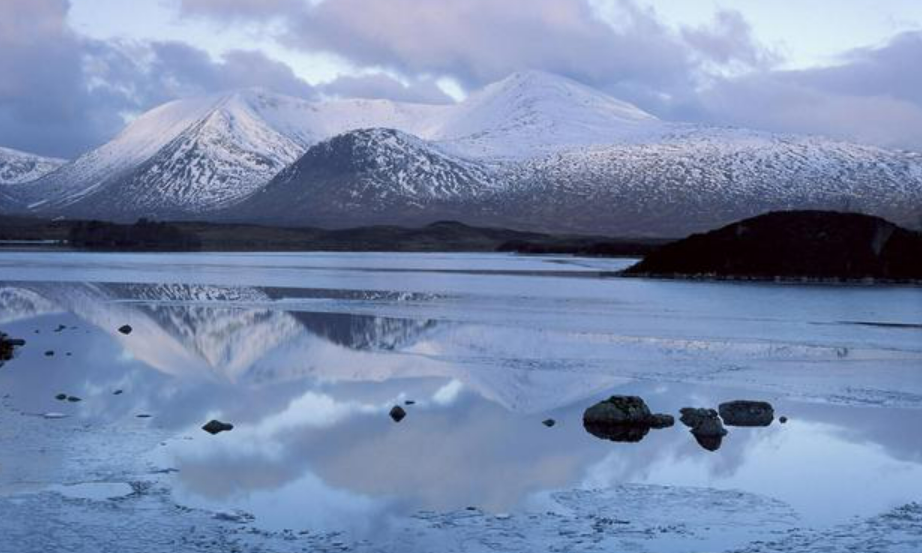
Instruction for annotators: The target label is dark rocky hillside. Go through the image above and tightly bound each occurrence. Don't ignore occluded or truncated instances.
[623,211,922,282]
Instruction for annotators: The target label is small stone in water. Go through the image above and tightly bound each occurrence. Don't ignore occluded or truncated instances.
[389,405,407,422]
[202,420,234,435]
[118,325,133,335]
[542,419,556,427]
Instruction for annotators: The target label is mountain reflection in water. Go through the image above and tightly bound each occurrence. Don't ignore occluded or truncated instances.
[1,273,921,535]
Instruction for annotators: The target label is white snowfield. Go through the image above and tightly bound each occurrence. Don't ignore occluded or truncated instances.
[3,71,920,233]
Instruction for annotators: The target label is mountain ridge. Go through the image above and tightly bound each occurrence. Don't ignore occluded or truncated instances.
[3,70,922,236]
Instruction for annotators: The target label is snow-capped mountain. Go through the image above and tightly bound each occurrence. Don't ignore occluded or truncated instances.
[432,70,664,159]
[233,128,504,226]
[6,70,922,235]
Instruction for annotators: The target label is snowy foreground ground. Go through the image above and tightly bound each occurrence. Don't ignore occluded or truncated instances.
[0,252,920,552]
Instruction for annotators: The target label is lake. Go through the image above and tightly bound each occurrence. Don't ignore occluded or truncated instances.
[0,252,921,553]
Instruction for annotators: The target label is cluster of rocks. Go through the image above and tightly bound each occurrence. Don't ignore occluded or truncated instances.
[583,396,779,450]
[582,396,675,443]
[679,401,775,451]
[54,393,82,403]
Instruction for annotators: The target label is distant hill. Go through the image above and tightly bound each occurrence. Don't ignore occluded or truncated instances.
[623,211,922,282]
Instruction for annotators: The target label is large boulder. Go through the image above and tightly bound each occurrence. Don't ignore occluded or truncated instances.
[719,400,774,427]
[583,396,674,443]
[584,396,652,426]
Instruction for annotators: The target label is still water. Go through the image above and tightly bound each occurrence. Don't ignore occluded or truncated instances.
[0,252,920,550]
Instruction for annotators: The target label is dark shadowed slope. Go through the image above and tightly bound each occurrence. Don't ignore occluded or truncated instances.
[623,211,922,282]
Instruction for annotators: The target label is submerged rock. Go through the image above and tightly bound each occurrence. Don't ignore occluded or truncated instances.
[779,416,788,424]
[44,350,54,357]
[405,400,416,406]
[390,405,407,423]
[55,393,68,401]
[719,400,774,427]
[118,325,133,335]
[66,396,82,403]
[202,420,234,435]
[542,419,556,428]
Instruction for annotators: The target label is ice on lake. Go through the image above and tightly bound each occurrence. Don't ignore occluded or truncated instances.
[0,251,920,553]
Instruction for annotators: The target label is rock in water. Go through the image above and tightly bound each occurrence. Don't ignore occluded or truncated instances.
[55,393,68,401]
[542,419,556,427]
[719,400,774,427]
[692,416,728,438]
[118,325,133,335]
[0,334,25,366]
[679,407,728,451]
[649,413,675,428]
[583,396,652,426]
[779,416,788,424]
[585,424,651,443]
[693,433,724,452]
[390,405,407,422]
[583,396,673,443]
[680,407,718,428]
[202,420,234,435]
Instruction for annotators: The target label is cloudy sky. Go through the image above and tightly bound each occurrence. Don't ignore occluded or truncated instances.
[3,0,921,158]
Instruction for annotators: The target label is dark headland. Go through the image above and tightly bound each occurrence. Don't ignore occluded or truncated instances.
[623,210,922,283]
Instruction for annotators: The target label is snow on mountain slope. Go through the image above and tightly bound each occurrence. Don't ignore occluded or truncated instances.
[497,127,922,235]
[0,146,65,186]
[234,128,503,226]
[231,124,922,235]
[434,70,664,159]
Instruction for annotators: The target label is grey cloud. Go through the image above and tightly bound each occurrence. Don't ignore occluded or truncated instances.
[319,74,454,104]
[687,31,922,150]
[178,0,303,21]
[283,0,701,92]
[682,10,778,68]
